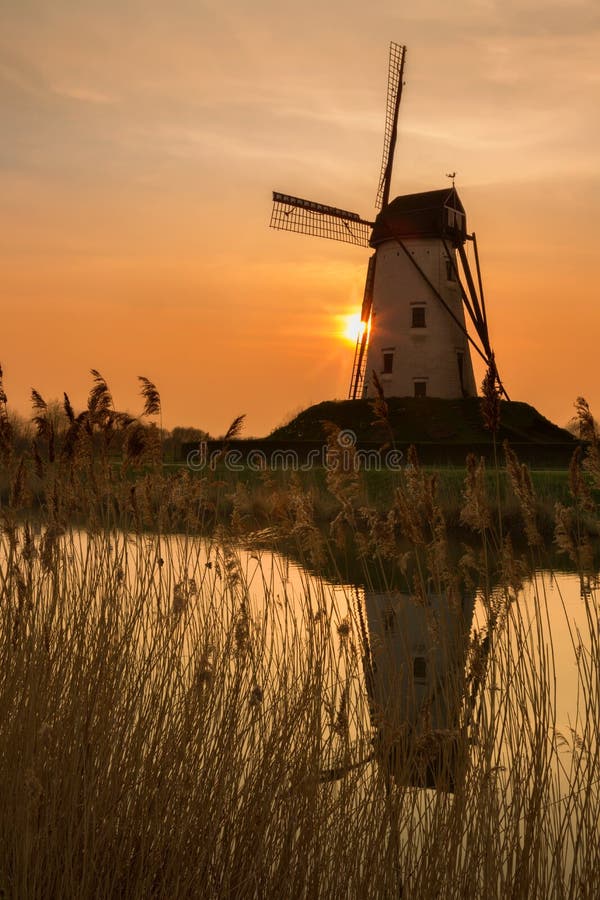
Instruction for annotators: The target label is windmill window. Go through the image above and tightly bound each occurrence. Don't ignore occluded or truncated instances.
[414,381,427,398]
[411,306,426,328]
[445,258,456,281]
[382,351,394,375]
[413,657,427,679]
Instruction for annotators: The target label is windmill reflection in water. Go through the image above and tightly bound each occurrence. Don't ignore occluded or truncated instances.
[322,587,484,793]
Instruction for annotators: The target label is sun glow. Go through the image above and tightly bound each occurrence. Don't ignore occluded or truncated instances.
[341,312,367,344]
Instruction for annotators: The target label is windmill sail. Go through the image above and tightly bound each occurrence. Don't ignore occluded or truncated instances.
[375,43,407,210]
[270,192,372,247]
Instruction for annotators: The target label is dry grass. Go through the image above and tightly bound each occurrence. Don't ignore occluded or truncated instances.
[0,367,600,897]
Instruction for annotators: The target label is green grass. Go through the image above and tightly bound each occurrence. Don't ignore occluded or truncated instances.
[159,462,586,545]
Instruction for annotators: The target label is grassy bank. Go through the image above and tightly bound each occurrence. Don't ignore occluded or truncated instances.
[1,456,590,543]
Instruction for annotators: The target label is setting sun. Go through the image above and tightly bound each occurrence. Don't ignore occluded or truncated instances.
[341,312,367,344]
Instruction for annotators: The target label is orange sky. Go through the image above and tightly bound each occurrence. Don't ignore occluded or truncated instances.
[1,1,599,436]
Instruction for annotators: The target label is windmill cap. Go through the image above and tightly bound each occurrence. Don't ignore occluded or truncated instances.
[370,187,467,247]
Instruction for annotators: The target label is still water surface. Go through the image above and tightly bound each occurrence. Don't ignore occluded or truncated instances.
[10,525,596,794]
[103,529,597,794]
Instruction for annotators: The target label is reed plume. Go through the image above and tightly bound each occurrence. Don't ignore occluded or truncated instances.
[460,454,491,533]
[286,475,326,567]
[223,414,245,442]
[138,376,161,418]
[88,369,113,417]
[210,414,246,470]
[554,502,578,565]
[123,422,150,468]
[321,420,360,548]
[31,388,55,463]
[0,363,7,406]
[504,440,541,547]
[573,396,598,443]
[32,441,44,479]
[574,397,600,492]
[63,392,75,425]
[0,363,13,465]
[480,355,501,433]
[554,501,595,570]
[9,456,28,508]
[568,445,595,512]
[31,388,47,414]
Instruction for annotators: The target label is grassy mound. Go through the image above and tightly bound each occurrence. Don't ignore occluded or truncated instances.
[268,397,575,447]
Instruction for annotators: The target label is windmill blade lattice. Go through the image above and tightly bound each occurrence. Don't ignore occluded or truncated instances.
[270,192,372,247]
[375,43,407,211]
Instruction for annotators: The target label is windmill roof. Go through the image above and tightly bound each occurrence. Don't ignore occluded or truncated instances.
[370,187,467,246]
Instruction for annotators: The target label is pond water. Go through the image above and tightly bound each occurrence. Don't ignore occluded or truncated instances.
[3,523,597,796]
[81,528,596,796]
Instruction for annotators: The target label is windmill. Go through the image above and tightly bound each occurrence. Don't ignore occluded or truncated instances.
[270,43,505,400]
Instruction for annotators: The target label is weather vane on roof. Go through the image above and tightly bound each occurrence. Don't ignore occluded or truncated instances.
[446,171,456,187]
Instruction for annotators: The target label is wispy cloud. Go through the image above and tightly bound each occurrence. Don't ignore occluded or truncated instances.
[51,84,116,104]
[1,0,599,434]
